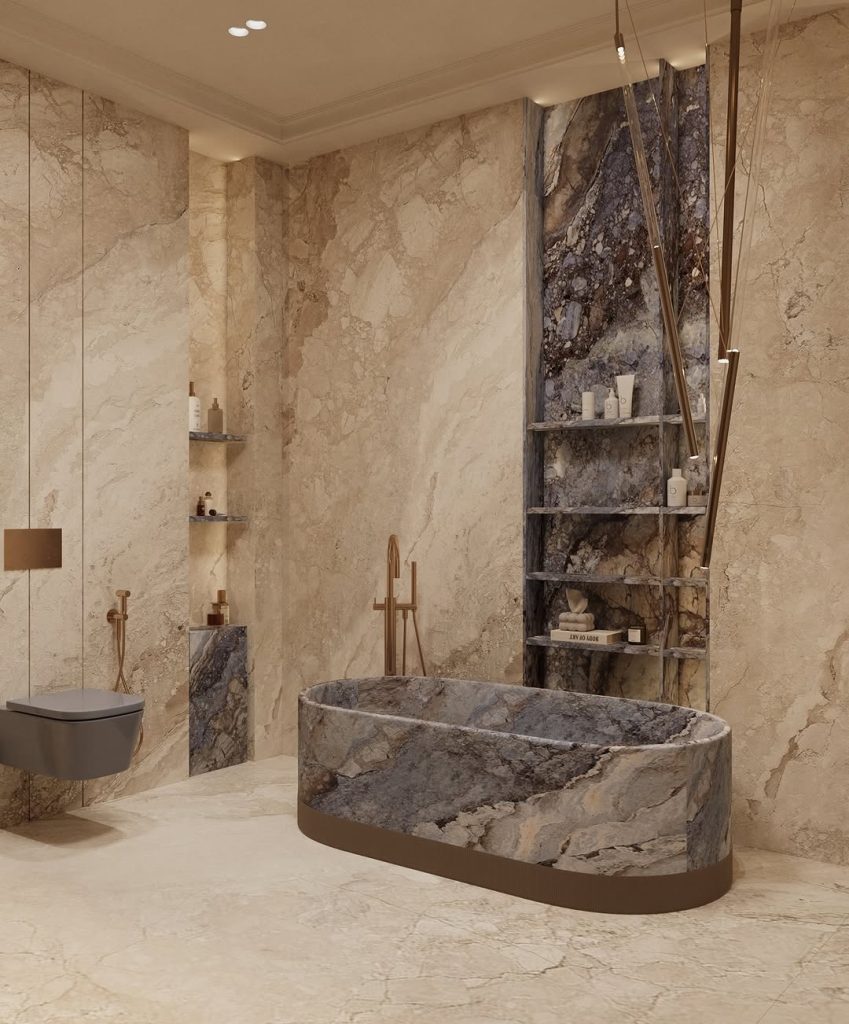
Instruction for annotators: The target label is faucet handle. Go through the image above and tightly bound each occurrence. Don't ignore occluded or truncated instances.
[116,590,131,599]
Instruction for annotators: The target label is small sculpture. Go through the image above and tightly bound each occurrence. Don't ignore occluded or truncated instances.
[558,589,595,632]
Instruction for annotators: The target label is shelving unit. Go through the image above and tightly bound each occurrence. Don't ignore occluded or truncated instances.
[523,62,711,709]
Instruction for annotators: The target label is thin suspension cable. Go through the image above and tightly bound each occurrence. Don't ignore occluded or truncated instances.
[623,0,762,336]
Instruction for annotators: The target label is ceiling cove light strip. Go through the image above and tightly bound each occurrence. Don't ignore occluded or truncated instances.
[613,12,700,461]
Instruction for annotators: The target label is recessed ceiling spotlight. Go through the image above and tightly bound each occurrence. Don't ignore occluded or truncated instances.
[245,19,267,30]
[228,25,250,36]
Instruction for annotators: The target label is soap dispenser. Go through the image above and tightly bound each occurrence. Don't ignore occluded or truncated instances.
[604,387,618,420]
[208,398,224,434]
[667,467,688,508]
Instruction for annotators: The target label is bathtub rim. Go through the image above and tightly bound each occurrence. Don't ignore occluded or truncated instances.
[298,799,734,914]
[299,675,731,755]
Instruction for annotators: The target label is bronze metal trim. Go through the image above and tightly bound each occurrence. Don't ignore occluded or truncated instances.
[702,349,740,568]
[4,528,62,570]
[719,0,744,360]
[298,801,733,915]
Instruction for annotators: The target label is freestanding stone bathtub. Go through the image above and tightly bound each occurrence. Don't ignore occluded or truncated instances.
[298,677,732,913]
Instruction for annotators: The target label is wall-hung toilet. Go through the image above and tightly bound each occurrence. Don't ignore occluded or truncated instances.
[0,689,143,780]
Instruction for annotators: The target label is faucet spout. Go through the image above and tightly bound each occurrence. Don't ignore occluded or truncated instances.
[372,535,427,677]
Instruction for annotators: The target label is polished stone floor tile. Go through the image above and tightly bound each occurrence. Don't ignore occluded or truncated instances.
[0,756,848,1023]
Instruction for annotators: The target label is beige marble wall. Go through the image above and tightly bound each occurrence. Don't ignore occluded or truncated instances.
[0,61,31,826]
[28,73,84,819]
[0,61,190,822]
[283,101,528,753]
[226,157,288,759]
[710,10,849,864]
[189,152,229,626]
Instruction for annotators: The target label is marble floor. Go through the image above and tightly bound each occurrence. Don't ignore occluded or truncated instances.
[1,758,848,1023]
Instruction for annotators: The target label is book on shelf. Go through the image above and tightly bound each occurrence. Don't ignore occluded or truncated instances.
[550,628,624,645]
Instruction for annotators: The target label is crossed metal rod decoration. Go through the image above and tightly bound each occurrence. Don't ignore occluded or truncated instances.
[614,0,772,569]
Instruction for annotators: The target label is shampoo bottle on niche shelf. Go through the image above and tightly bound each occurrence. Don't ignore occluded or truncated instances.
[189,382,202,431]
[667,467,688,508]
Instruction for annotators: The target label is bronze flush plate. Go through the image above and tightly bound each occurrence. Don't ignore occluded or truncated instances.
[4,529,63,570]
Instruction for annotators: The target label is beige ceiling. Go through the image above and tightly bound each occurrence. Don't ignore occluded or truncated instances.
[0,0,838,163]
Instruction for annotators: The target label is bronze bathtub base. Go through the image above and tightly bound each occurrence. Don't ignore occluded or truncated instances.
[298,801,733,915]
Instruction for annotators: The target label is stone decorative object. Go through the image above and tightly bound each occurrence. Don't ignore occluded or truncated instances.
[189,626,248,776]
[299,677,732,911]
[558,611,595,631]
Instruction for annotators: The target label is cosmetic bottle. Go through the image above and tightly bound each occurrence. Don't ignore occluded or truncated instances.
[208,398,224,434]
[616,374,635,418]
[216,589,230,626]
[604,387,618,420]
[196,495,207,516]
[189,382,202,431]
[667,467,688,508]
[581,391,596,420]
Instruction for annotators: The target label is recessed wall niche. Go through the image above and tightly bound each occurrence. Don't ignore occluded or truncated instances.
[524,63,711,709]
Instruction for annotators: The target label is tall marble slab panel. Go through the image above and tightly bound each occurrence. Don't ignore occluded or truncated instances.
[28,73,84,819]
[535,66,710,704]
[225,157,287,760]
[0,60,32,826]
[710,10,849,866]
[284,101,528,753]
[189,625,248,775]
[189,153,229,627]
[81,97,189,804]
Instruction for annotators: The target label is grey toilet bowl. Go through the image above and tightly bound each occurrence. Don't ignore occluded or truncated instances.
[0,689,144,780]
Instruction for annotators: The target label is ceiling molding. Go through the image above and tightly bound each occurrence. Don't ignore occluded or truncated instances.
[0,0,789,163]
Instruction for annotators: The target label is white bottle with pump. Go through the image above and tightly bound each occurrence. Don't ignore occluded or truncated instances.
[604,387,618,420]
[189,382,201,431]
[667,467,687,508]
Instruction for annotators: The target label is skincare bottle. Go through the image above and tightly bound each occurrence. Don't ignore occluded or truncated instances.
[189,382,202,431]
[208,398,224,434]
[196,495,207,516]
[204,492,215,517]
[616,374,635,418]
[216,589,230,626]
[667,467,687,508]
[604,387,618,420]
[581,391,596,421]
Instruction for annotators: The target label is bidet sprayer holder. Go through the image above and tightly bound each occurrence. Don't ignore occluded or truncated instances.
[107,590,131,624]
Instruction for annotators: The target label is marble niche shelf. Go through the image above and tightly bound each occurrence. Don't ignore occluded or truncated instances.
[527,506,707,517]
[189,431,248,443]
[525,635,707,661]
[189,515,248,524]
[527,414,707,432]
[526,571,708,589]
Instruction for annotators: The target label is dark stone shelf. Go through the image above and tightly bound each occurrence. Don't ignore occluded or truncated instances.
[526,572,708,588]
[527,506,708,517]
[189,431,247,443]
[189,515,248,524]
[528,415,706,432]
[525,635,707,660]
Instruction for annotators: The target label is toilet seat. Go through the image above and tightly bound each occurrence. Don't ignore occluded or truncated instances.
[6,689,143,721]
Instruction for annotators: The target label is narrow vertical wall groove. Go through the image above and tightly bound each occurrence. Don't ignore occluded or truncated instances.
[80,92,86,808]
[26,68,32,821]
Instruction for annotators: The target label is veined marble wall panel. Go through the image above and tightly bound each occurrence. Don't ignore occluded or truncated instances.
[82,97,189,803]
[284,101,527,751]
[226,157,287,760]
[0,60,31,825]
[189,152,229,627]
[28,73,84,819]
[711,10,849,865]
